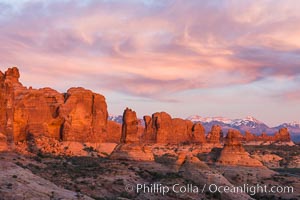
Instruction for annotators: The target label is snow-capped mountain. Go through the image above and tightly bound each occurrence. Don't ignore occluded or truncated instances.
[231,116,263,128]
[187,115,300,142]
[108,114,123,124]
[187,115,270,136]
[187,115,233,124]
[187,115,267,129]
[278,121,300,128]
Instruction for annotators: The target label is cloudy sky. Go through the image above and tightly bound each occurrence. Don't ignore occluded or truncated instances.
[1,0,300,126]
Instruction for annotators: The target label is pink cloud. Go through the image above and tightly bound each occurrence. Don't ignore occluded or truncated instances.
[284,89,300,101]
[0,0,300,99]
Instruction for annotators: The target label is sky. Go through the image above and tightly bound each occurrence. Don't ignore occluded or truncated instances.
[0,0,300,126]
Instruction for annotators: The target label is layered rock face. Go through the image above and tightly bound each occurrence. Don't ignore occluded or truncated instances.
[206,125,222,144]
[192,123,206,143]
[0,133,8,151]
[142,112,204,144]
[59,87,108,142]
[106,121,122,143]
[0,67,23,143]
[121,108,139,143]
[2,67,209,146]
[1,68,65,142]
[152,112,173,143]
[14,87,64,141]
[171,118,193,143]
[218,129,263,167]
[143,115,155,143]
[0,68,109,144]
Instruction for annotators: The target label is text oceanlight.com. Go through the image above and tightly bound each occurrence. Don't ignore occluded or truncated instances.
[125,183,294,196]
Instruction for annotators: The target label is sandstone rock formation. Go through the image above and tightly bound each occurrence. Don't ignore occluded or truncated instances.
[106,121,122,143]
[15,134,117,157]
[252,153,283,168]
[142,112,206,144]
[152,112,173,143]
[2,66,293,152]
[258,132,272,142]
[1,68,65,143]
[121,108,139,143]
[243,128,293,145]
[143,115,155,143]
[206,125,222,144]
[179,154,253,200]
[2,67,209,146]
[191,123,206,143]
[0,67,24,144]
[274,127,291,142]
[13,87,64,141]
[0,67,110,144]
[218,129,263,167]
[110,144,154,161]
[59,87,108,142]
[244,131,256,142]
[172,118,193,143]
[0,133,8,151]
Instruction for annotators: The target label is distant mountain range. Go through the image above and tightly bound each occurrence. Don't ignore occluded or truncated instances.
[108,115,123,124]
[187,115,300,142]
[109,114,300,142]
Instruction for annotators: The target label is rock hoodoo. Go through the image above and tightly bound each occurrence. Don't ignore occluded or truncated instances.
[171,118,193,144]
[243,128,293,144]
[0,67,24,143]
[217,129,263,167]
[121,108,139,143]
[206,125,222,144]
[274,127,291,142]
[192,123,206,143]
[152,112,173,143]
